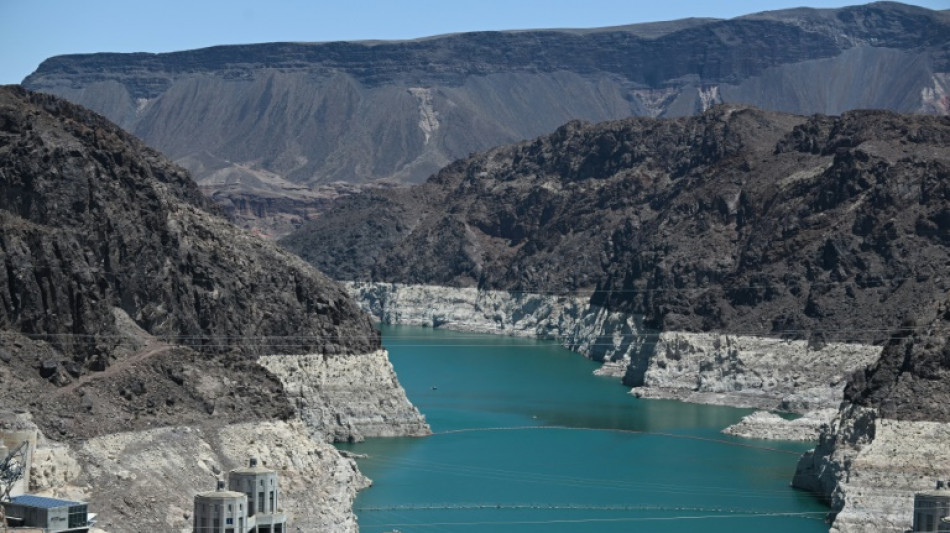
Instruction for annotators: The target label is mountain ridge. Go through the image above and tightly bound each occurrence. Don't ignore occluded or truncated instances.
[281,104,950,417]
[22,2,950,235]
[0,84,428,531]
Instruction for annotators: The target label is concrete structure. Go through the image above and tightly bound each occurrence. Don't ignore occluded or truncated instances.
[913,481,950,532]
[2,494,91,532]
[193,481,248,533]
[227,458,285,533]
[194,458,286,533]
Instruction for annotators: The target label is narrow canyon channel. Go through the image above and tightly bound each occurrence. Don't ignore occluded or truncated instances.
[338,325,828,533]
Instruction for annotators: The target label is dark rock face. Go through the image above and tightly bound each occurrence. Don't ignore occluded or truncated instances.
[283,105,950,419]
[845,301,950,421]
[21,3,950,235]
[0,86,380,438]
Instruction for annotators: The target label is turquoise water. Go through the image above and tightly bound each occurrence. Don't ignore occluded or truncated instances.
[338,325,828,532]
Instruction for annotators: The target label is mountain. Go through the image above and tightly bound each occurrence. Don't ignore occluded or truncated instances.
[21,2,950,235]
[0,86,426,531]
[283,106,950,348]
[281,104,950,531]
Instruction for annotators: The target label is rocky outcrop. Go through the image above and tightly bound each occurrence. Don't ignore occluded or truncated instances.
[71,421,368,533]
[259,350,429,443]
[348,283,880,413]
[0,85,379,363]
[288,107,950,356]
[22,4,950,234]
[0,87,427,529]
[631,333,882,411]
[792,298,950,531]
[722,409,838,441]
[793,406,950,532]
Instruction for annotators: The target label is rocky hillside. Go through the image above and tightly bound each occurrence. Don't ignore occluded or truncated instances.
[0,86,426,531]
[284,106,950,345]
[21,2,950,235]
[284,104,950,532]
[282,103,950,532]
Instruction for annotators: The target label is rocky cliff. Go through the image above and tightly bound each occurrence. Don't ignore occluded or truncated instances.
[21,2,950,235]
[0,86,427,531]
[792,300,950,532]
[347,282,882,413]
[286,105,950,531]
[287,107,950,348]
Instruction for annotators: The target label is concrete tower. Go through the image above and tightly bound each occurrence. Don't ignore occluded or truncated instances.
[228,457,285,533]
[193,480,248,533]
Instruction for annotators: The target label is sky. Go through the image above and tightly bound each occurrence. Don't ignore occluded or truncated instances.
[1,0,948,85]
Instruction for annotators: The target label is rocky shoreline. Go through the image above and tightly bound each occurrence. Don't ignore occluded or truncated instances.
[348,283,880,414]
[345,282,950,533]
[9,345,428,533]
[721,409,838,441]
[259,349,430,443]
[793,406,950,533]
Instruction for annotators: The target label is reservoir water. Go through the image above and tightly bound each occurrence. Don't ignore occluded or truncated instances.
[338,325,828,532]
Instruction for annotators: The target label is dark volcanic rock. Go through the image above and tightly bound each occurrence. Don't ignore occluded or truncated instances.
[20,3,950,234]
[283,105,950,418]
[0,85,381,438]
[845,300,950,422]
[0,85,378,359]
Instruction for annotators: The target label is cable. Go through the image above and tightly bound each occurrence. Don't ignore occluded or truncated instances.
[3,321,949,342]
[358,510,828,528]
[1,263,943,296]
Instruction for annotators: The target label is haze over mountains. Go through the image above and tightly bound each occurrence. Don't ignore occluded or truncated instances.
[21,2,950,235]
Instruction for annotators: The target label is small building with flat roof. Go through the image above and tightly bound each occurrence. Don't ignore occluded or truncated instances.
[2,494,91,532]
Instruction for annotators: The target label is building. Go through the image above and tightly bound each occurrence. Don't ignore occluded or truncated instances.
[913,481,950,532]
[227,457,285,533]
[194,458,286,533]
[2,494,91,532]
[193,481,248,533]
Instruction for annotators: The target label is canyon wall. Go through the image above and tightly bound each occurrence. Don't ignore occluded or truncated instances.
[0,86,428,532]
[793,406,950,533]
[24,4,950,235]
[348,283,880,413]
[259,350,429,443]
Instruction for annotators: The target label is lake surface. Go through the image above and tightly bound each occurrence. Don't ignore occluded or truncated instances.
[338,325,828,532]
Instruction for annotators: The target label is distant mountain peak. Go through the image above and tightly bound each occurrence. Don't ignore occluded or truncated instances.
[22,2,950,235]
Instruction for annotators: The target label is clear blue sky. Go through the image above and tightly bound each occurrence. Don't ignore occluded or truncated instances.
[1,0,947,85]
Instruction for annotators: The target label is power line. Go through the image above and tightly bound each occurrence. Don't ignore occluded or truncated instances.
[4,321,949,342]
[358,510,828,528]
[3,262,944,296]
